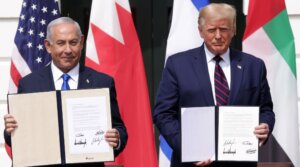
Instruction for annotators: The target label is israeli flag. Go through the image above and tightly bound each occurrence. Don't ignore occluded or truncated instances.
[160,0,209,166]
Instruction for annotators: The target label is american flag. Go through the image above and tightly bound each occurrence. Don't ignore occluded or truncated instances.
[8,0,60,93]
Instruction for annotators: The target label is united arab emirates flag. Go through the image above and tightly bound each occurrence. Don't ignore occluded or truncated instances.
[243,0,299,166]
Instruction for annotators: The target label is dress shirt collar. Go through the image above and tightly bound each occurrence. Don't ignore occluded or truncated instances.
[51,62,79,84]
[204,44,230,65]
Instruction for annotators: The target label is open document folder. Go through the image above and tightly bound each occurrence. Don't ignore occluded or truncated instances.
[8,88,114,167]
[181,106,259,162]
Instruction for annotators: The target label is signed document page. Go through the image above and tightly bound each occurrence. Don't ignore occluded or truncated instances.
[8,88,113,166]
[218,106,259,161]
[8,92,61,167]
[181,107,215,162]
[61,88,114,163]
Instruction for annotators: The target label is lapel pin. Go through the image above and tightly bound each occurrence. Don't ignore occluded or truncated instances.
[237,65,242,69]
[86,79,90,84]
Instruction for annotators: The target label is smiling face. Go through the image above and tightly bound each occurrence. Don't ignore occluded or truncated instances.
[198,3,236,56]
[45,22,84,73]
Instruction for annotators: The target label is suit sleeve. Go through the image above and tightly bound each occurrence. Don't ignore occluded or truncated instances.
[259,61,275,133]
[109,79,128,156]
[153,57,181,158]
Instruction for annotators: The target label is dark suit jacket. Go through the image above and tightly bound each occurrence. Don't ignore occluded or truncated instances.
[5,64,128,167]
[153,45,275,167]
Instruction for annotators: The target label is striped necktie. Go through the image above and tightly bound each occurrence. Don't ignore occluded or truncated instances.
[214,56,230,105]
[61,73,70,90]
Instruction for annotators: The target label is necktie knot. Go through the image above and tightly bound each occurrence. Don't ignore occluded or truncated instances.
[213,56,222,64]
[61,73,70,90]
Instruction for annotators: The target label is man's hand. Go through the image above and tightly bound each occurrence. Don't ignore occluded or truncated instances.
[194,159,213,166]
[254,123,269,146]
[105,128,120,148]
[4,114,18,135]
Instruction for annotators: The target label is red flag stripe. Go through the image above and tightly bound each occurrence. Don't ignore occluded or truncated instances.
[9,62,22,89]
[4,143,12,158]
[9,45,32,93]
[243,0,285,40]
[85,2,158,167]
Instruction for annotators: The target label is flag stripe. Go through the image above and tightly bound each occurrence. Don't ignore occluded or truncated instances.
[243,0,285,40]
[263,10,296,76]
[85,1,157,166]
[8,77,18,94]
[10,62,22,88]
[191,0,209,10]
[165,0,208,58]
[243,0,299,166]
[159,136,172,160]
[7,0,60,160]
[244,27,300,167]
[11,45,31,77]
[9,0,60,94]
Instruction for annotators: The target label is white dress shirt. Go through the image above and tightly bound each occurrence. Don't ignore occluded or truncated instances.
[204,45,231,104]
[51,62,80,90]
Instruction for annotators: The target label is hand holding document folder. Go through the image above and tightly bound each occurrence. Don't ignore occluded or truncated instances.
[8,88,114,167]
[181,106,259,163]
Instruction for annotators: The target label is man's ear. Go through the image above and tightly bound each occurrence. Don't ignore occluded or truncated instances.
[44,39,51,54]
[198,26,204,38]
[80,35,85,48]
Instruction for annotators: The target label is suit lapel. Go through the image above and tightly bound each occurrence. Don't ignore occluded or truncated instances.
[192,45,214,105]
[229,49,244,104]
[40,65,55,91]
[78,65,93,89]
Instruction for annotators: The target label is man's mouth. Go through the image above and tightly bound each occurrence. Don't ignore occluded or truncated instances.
[213,42,223,46]
[62,56,74,60]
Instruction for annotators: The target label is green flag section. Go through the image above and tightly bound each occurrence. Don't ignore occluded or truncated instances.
[243,0,299,166]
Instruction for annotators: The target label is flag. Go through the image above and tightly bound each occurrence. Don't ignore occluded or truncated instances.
[243,0,299,166]
[85,0,157,166]
[9,0,60,94]
[160,0,209,166]
[7,0,60,157]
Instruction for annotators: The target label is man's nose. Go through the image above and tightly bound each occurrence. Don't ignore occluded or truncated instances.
[64,44,72,53]
[215,29,221,39]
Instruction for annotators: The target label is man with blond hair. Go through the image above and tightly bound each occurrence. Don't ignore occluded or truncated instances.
[154,3,275,167]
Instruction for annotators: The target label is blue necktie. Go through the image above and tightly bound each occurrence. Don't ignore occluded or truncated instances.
[214,56,230,105]
[61,74,70,90]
